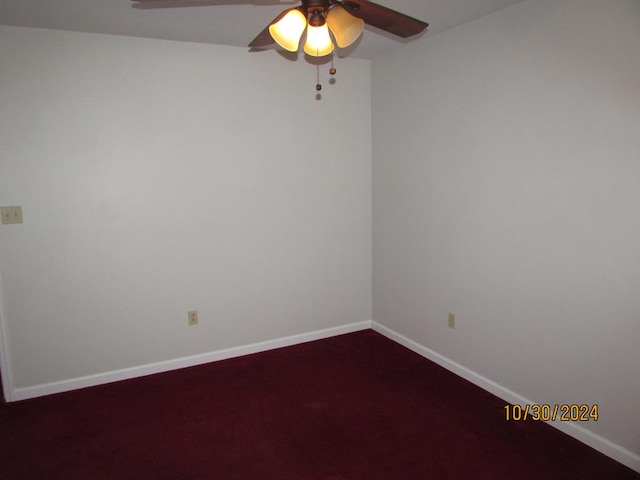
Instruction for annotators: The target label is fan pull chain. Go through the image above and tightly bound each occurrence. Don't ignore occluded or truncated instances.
[315,54,337,93]
[315,48,322,91]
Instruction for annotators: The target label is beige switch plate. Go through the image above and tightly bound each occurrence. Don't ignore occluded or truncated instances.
[1,206,23,224]
[448,312,456,330]
[188,310,199,326]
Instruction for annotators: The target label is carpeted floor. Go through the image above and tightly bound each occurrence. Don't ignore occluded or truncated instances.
[0,330,638,479]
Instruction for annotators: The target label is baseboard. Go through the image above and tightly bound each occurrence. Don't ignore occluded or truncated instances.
[371,321,640,474]
[10,320,372,402]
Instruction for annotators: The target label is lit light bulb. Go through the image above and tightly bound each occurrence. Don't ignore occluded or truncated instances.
[269,8,307,52]
[304,24,334,57]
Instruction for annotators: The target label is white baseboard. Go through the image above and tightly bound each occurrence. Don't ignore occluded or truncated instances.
[371,321,640,474]
[10,320,372,402]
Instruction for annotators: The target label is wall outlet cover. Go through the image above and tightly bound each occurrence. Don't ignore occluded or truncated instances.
[1,206,23,224]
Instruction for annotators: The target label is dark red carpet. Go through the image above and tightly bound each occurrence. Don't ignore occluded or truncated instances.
[1,330,638,479]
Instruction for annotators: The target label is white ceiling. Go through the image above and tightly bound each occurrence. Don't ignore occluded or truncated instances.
[0,0,526,59]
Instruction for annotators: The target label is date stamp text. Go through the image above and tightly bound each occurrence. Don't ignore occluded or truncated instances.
[504,404,599,422]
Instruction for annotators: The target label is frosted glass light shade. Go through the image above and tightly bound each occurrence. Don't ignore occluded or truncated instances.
[304,24,334,57]
[326,5,364,48]
[269,9,307,52]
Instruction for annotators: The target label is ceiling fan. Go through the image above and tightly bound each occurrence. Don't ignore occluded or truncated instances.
[132,0,428,90]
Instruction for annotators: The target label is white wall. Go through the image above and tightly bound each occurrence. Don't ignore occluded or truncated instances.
[373,0,639,462]
[0,26,372,394]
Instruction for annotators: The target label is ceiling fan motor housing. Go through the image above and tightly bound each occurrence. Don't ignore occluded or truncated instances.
[303,0,360,27]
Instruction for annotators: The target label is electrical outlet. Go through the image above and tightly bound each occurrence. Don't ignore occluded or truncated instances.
[188,310,198,326]
[448,312,456,330]
[1,206,23,224]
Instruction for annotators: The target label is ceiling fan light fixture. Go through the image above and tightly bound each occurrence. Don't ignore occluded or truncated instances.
[304,24,334,57]
[268,8,307,52]
[326,5,364,48]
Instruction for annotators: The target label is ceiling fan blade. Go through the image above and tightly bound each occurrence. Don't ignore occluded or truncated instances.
[341,0,428,38]
[248,24,275,48]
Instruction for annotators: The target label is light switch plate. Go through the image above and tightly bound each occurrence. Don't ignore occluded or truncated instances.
[1,206,23,224]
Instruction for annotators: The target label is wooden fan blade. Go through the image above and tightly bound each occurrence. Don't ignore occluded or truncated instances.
[341,0,428,38]
[248,24,275,48]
